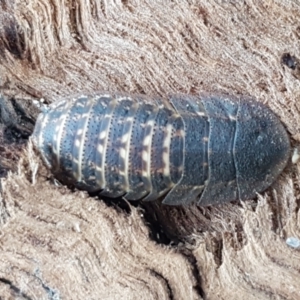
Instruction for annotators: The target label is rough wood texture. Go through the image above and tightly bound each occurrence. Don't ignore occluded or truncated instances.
[0,1,300,299]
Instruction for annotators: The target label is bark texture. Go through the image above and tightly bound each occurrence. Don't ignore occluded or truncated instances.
[0,0,300,299]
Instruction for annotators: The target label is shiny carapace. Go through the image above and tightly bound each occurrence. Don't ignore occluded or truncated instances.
[32,93,290,206]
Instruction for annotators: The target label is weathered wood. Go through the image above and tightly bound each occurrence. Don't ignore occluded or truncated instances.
[0,0,300,299]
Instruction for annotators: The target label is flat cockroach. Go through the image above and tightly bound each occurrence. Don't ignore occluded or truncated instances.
[31,93,290,206]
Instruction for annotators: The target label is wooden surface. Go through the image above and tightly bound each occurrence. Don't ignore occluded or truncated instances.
[0,1,300,299]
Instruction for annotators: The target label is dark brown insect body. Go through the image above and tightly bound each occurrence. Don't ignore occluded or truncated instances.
[32,93,290,206]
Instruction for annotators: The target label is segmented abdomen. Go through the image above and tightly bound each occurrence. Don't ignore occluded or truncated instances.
[32,93,290,206]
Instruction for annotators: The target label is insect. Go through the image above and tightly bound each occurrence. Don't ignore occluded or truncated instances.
[31,93,290,206]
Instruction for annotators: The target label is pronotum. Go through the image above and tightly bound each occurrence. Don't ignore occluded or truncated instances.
[31,93,291,206]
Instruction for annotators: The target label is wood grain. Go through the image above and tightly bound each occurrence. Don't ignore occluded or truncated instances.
[0,0,299,299]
